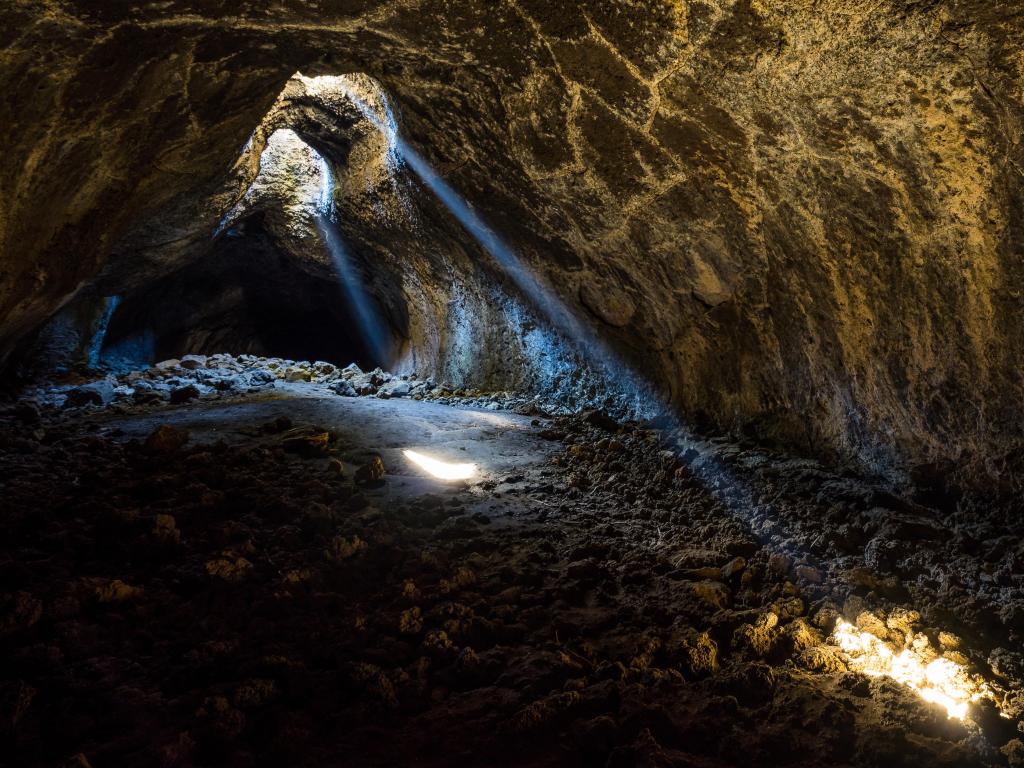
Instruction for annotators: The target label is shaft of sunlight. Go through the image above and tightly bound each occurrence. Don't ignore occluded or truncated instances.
[315,153,389,364]
[335,83,655,415]
[329,76,1009,727]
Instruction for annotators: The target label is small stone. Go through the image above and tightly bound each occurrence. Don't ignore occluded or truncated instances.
[327,458,345,476]
[0,592,43,636]
[675,628,719,677]
[312,361,337,378]
[863,535,901,572]
[989,647,1024,680]
[341,362,364,379]
[355,455,385,485]
[733,612,780,658]
[386,381,412,397]
[1002,739,1024,768]
[169,384,200,404]
[152,514,180,546]
[690,580,731,609]
[205,557,253,582]
[95,579,143,603]
[794,565,823,583]
[884,607,920,636]
[767,553,792,578]
[262,415,293,434]
[798,646,847,673]
[179,354,208,370]
[325,535,367,562]
[331,380,358,397]
[144,424,190,454]
[399,607,423,634]
[233,679,277,709]
[581,409,618,431]
[281,431,330,457]
[720,556,746,579]
[63,381,115,408]
[60,753,93,768]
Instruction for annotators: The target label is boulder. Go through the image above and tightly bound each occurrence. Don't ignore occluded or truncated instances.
[63,380,115,408]
[179,354,208,370]
[340,363,364,380]
[331,380,358,397]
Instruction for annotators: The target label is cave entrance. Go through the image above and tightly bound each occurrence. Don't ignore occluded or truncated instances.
[99,116,405,372]
[100,212,385,370]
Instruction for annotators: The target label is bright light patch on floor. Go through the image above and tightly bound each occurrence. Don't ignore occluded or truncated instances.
[832,619,995,720]
[403,450,476,481]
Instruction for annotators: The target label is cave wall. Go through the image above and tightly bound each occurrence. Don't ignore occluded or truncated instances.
[2,1,1023,490]
[90,87,607,409]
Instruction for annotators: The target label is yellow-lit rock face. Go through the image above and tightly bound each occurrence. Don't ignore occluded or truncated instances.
[1,1,1022,490]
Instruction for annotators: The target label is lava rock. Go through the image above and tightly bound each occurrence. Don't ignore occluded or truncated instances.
[281,430,330,457]
[63,381,115,408]
[144,424,190,454]
[169,384,200,404]
[355,455,385,485]
[331,380,358,397]
[581,409,618,432]
[179,354,208,369]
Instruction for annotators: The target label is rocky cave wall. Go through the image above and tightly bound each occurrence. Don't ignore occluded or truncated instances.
[2,1,1023,492]
[26,73,613,411]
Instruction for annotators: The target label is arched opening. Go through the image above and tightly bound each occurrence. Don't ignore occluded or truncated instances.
[97,114,407,371]
[99,213,387,369]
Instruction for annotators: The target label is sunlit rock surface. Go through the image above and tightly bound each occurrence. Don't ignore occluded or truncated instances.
[1,1,1023,491]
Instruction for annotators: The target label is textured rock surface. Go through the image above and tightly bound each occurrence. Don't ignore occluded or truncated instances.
[1,1,1023,490]
[3,382,1024,765]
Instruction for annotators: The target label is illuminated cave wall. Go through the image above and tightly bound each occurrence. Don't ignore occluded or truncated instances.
[45,75,623,414]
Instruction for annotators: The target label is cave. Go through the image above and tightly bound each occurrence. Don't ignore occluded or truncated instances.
[2,3,1024,767]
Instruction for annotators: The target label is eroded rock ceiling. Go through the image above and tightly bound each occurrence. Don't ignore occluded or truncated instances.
[2,0,1023,490]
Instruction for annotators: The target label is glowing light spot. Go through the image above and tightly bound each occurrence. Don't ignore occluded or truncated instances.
[403,450,477,481]
[832,618,996,720]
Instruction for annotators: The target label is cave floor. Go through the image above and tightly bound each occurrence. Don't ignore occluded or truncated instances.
[2,383,1023,767]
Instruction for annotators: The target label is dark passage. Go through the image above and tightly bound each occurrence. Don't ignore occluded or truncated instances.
[102,216,387,370]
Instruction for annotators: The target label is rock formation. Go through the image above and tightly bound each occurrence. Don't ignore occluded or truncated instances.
[2,1,1023,492]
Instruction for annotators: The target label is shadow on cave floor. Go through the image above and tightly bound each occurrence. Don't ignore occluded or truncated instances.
[1,360,1023,767]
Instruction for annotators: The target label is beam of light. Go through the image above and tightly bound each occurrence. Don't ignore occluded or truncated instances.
[87,295,120,368]
[832,618,996,720]
[403,449,477,480]
[317,76,1010,728]
[333,81,658,418]
[314,152,390,365]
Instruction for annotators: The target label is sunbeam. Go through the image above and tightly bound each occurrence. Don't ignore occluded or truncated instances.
[314,151,390,365]
[329,79,658,417]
